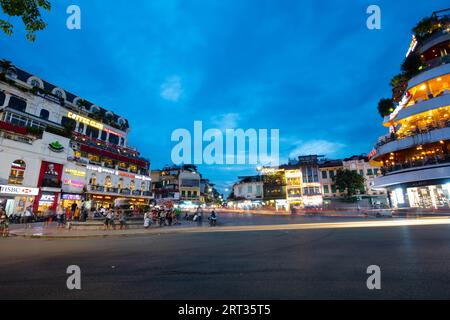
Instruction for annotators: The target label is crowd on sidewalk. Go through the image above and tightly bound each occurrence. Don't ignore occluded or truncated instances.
[0,202,219,237]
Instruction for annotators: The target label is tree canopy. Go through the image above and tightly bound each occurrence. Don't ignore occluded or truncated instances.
[334,169,365,199]
[0,0,51,41]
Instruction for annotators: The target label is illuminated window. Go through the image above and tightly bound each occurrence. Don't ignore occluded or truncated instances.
[88,154,100,163]
[104,176,112,188]
[130,180,135,191]
[118,178,124,190]
[8,160,26,185]
[90,174,97,186]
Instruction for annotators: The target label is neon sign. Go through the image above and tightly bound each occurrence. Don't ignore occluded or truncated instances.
[67,112,104,130]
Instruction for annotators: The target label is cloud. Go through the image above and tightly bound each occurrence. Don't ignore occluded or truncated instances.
[289,140,346,159]
[160,76,183,102]
[210,113,241,129]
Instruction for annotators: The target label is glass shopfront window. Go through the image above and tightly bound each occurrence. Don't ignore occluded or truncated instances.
[407,185,450,209]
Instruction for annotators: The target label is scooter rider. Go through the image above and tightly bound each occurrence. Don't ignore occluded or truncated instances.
[208,210,217,226]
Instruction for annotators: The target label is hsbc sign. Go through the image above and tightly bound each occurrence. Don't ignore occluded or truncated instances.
[0,185,39,196]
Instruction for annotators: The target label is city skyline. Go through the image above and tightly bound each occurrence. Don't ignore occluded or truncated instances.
[1,1,441,193]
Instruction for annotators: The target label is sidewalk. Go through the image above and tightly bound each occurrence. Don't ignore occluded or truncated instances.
[9,223,207,239]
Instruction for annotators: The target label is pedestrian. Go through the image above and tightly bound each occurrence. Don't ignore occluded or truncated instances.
[167,209,173,226]
[56,206,65,228]
[108,209,116,230]
[65,207,71,221]
[0,207,9,238]
[43,208,53,227]
[119,210,127,230]
[174,206,181,225]
[73,207,80,221]
[159,209,166,227]
[23,206,33,229]
[144,210,152,229]
[103,209,111,230]
[71,202,78,219]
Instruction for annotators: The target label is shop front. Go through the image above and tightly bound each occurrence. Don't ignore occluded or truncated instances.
[389,180,450,209]
[0,185,39,216]
[61,164,87,211]
[33,161,64,214]
[61,193,83,211]
[87,194,150,211]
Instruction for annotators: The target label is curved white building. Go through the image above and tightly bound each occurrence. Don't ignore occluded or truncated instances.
[371,10,450,208]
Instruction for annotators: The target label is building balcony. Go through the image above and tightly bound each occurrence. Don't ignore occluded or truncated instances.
[374,160,450,189]
[87,185,152,198]
[373,126,450,159]
[383,93,450,125]
[420,29,450,53]
[407,62,450,91]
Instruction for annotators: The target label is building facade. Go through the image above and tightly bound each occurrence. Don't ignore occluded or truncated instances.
[371,11,450,209]
[152,165,217,206]
[0,61,152,215]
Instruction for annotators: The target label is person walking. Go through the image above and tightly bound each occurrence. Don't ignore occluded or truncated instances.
[144,210,152,229]
[174,206,181,225]
[0,208,9,238]
[166,209,173,226]
[56,206,65,228]
[23,206,33,229]
[119,210,127,230]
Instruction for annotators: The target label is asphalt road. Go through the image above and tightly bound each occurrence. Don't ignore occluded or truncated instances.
[2,213,450,299]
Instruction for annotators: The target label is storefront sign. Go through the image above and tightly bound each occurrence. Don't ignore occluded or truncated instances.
[62,194,82,201]
[388,91,412,122]
[63,179,84,189]
[87,165,118,175]
[48,141,65,153]
[406,35,418,57]
[87,165,151,181]
[104,128,124,137]
[67,112,104,130]
[0,185,39,196]
[64,168,86,177]
[40,194,56,203]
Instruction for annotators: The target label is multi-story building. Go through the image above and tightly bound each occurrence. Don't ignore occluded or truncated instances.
[230,175,264,209]
[152,165,201,204]
[319,160,344,198]
[0,61,152,215]
[243,155,324,211]
[343,155,384,197]
[371,10,450,209]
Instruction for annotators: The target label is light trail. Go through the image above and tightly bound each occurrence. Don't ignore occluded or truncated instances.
[184,218,450,234]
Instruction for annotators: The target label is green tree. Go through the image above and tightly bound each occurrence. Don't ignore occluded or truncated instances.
[377,98,394,118]
[401,52,424,78]
[412,16,442,42]
[0,0,51,42]
[334,169,365,199]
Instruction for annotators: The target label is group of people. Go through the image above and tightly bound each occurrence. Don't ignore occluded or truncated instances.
[99,207,128,230]
[143,206,182,228]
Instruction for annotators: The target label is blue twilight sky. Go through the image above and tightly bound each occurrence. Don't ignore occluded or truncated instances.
[0,1,443,194]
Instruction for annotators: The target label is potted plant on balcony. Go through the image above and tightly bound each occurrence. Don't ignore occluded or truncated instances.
[401,52,425,78]
[377,98,395,118]
[413,16,443,43]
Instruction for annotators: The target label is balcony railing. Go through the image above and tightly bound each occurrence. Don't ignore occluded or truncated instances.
[87,185,151,197]
[381,155,450,175]
[423,54,450,72]
[376,118,450,149]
